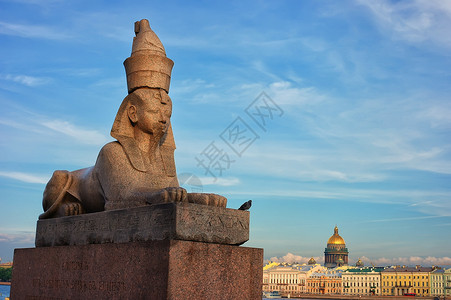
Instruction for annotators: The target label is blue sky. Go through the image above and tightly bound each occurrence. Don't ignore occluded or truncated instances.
[0,0,450,266]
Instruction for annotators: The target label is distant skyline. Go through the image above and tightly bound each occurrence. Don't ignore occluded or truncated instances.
[1,0,450,264]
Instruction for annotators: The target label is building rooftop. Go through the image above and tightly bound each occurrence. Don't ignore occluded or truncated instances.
[310,272,342,278]
[343,267,385,273]
[263,262,280,270]
[382,266,434,273]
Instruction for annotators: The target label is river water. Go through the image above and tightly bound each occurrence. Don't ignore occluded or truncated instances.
[0,285,10,300]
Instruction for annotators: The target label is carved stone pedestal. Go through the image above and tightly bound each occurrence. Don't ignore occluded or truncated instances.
[35,203,250,247]
[12,204,262,299]
[11,240,263,299]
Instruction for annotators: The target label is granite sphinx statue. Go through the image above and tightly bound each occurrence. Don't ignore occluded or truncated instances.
[40,19,226,219]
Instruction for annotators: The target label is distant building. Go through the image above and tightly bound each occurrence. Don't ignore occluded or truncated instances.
[324,226,348,268]
[262,226,450,298]
[263,263,324,296]
[445,268,451,298]
[342,267,383,296]
[307,270,342,295]
[430,268,445,297]
[381,266,433,297]
[0,262,12,268]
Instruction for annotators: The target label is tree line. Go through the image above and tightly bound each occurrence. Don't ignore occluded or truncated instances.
[0,267,12,282]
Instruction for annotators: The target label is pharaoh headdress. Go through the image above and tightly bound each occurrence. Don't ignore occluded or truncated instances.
[111,19,176,176]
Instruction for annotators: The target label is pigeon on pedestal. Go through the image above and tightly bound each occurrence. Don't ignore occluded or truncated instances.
[238,200,252,211]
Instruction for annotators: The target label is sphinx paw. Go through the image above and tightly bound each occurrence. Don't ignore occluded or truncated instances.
[63,202,84,216]
[187,193,227,207]
[163,187,187,202]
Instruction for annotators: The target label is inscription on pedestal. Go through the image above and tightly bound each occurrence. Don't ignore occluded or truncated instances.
[35,202,249,247]
[23,258,130,299]
[31,278,127,293]
[12,240,263,299]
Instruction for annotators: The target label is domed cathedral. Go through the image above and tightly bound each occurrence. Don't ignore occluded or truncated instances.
[324,226,349,268]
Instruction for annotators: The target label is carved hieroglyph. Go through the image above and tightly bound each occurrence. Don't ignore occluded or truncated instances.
[40,19,226,219]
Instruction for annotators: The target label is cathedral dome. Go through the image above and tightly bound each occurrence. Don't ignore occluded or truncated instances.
[356,258,364,267]
[324,225,349,268]
[327,226,345,245]
[308,257,316,265]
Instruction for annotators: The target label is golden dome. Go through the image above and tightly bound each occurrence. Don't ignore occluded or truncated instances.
[327,226,346,245]
[308,257,316,265]
[356,258,364,267]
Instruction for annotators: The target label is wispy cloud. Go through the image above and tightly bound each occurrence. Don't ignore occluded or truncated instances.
[226,186,451,217]
[419,105,451,129]
[0,99,109,146]
[0,117,45,134]
[360,215,444,224]
[198,176,240,187]
[0,171,48,184]
[2,0,63,5]
[0,232,35,244]
[360,255,451,266]
[356,0,451,50]
[239,140,447,185]
[269,253,451,266]
[260,86,451,176]
[269,253,323,264]
[1,116,109,146]
[40,120,108,145]
[250,61,282,82]
[172,78,216,95]
[0,21,69,40]
[1,74,51,86]
[49,68,102,78]
[267,81,326,107]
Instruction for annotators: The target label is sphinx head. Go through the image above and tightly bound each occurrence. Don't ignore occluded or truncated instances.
[128,88,172,139]
[111,87,172,143]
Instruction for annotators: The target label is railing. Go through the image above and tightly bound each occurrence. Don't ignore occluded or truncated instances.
[324,248,349,252]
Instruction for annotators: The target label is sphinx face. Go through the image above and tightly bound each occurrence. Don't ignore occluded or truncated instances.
[135,88,172,138]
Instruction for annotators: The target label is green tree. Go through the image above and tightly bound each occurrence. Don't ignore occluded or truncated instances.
[0,267,12,282]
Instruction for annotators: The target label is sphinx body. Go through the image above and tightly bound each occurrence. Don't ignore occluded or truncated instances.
[41,88,226,219]
[40,20,226,219]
